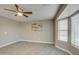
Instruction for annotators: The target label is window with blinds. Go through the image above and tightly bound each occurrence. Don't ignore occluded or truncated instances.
[71,13,79,48]
[58,19,68,42]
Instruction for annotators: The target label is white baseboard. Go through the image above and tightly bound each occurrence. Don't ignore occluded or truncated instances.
[0,40,72,55]
[55,45,73,55]
[21,40,54,44]
[0,40,20,48]
[0,40,54,48]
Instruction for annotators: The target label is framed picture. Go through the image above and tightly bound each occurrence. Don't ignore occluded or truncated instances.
[32,23,42,31]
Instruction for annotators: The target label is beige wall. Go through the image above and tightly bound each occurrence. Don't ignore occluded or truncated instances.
[0,16,54,47]
[0,16,21,47]
[20,20,54,44]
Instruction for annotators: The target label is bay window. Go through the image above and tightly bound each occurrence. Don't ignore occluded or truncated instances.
[58,19,68,42]
[71,13,79,48]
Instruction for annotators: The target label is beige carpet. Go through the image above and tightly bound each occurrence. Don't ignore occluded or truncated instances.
[0,41,69,55]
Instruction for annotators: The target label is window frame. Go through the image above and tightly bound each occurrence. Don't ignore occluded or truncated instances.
[57,19,68,42]
[71,13,79,49]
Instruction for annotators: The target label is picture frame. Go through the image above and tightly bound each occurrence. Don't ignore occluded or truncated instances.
[32,23,42,31]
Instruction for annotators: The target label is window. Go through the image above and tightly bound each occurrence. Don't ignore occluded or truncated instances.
[58,19,68,42]
[71,13,79,48]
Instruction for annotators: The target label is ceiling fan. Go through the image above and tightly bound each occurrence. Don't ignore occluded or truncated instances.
[4,4,32,17]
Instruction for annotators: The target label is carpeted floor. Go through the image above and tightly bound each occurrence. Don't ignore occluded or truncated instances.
[0,41,69,55]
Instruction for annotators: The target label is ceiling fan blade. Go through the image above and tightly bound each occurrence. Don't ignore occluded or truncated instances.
[15,4,20,11]
[23,12,32,14]
[4,9,16,12]
[23,14,28,17]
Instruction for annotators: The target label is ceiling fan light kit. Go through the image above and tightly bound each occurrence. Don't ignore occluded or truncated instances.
[17,12,23,16]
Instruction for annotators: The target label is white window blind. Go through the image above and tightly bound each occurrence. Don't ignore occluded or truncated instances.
[58,19,68,42]
[71,13,79,47]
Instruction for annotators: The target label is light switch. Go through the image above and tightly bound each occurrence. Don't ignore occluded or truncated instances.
[4,32,8,35]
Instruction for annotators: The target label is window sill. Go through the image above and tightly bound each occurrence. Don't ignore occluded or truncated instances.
[71,43,79,49]
[58,40,68,42]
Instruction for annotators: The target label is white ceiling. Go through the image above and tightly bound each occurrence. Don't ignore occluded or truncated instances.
[58,4,79,19]
[0,4,59,22]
